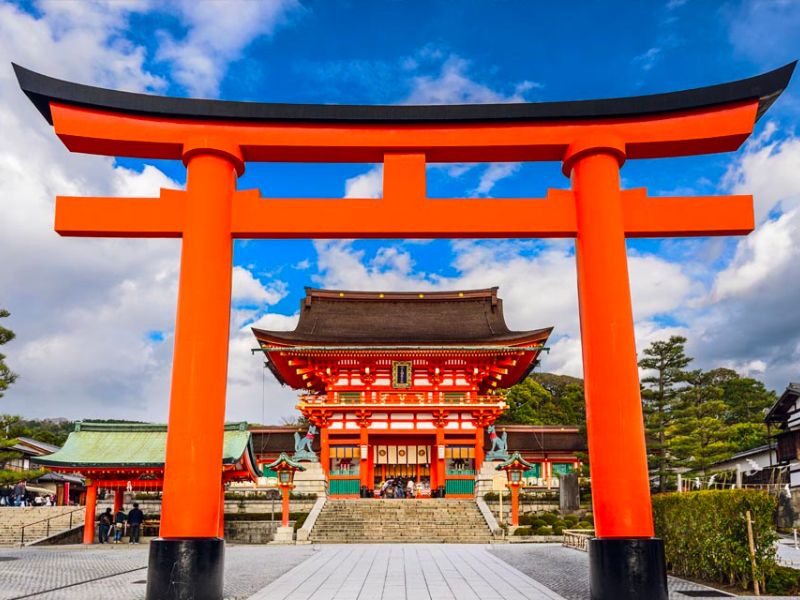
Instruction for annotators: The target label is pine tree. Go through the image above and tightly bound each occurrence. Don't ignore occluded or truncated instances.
[706,367,776,454]
[669,370,732,474]
[1,415,45,487]
[0,309,17,398]
[638,336,692,492]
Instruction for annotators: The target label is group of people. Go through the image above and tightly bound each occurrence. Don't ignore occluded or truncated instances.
[97,503,144,544]
[0,480,57,506]
[378,476,430,498]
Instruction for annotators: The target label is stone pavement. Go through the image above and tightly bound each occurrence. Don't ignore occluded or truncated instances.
[491,543,793,600]
[1,542,797,599]
[248,544,566,600]
[0,544,314,600]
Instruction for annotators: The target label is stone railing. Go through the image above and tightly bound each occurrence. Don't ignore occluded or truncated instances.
[562,528,594,552]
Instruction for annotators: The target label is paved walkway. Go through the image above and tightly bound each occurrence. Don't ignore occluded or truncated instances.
[0,544,314,600]
[1,542,797,599]
[248,545,566,600]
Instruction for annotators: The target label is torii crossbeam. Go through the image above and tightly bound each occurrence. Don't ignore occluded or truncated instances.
[15,61,795,600]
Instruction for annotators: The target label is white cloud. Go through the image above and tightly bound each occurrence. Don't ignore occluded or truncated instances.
[633,47,662,71]
[232,266,288,305]
[344,165,383,198]
[0,2,300,423]
[722,122,800,223]
[473,163,520,196]
[156,0,300,97]
[405,54,535,105]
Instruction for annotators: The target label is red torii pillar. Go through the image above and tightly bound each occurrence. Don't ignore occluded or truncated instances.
[13,61,794,600]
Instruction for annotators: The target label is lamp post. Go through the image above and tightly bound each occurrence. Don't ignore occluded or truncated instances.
[264,453,305,543]
[496,452,534,527]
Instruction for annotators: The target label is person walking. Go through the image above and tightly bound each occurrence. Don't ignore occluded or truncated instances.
[98,508,113,544]
[113,507,127,543]
[127,503,144,544]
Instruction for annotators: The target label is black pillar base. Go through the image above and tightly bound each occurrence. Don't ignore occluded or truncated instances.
[146,537,224,600]
[589,537,667,600]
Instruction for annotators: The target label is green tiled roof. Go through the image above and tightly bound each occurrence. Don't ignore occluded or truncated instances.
[34,422,258,471]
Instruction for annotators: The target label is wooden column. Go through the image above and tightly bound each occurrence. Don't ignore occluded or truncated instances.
[160,147,240,539]
[83,482,97,545]
[113,488,123,514]
[567,138,654,539]
[511,486,520,526]
[359,425,369,491]
[475,425,484,473]
[281,487,290,527]
[320,426,330,480]
[436,426,445,494]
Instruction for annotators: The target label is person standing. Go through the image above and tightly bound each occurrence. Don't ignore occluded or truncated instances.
[113,507,126,543]
[127,502,144,544]
[98,508,113,544]
[406,478,415,499]
[12,480,26,506]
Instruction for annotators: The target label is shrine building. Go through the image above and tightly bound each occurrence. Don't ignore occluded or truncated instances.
[253,287,559,498]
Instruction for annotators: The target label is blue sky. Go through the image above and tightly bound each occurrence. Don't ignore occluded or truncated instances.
[1,0,799,422]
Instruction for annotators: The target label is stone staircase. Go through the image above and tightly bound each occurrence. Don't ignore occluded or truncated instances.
[0,506,84,546]
[308,499,494,544]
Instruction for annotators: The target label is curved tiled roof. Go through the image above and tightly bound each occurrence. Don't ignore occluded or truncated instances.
[34,422,258,473]
[253,287,551,346]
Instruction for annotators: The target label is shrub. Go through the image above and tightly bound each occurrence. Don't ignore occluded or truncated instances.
[583,513,594,525]
[552,525,564,535]
[517,514,533,526]
[540,513,558,525]
[765,565,800,596]
[563,514,579,525]
[483,492,499,501]
[652,490,778,592]
[530,518,547,529]
[576,521,592,529]
[293,512,309,531]
[513,527,532,536]
[533,525,553,536]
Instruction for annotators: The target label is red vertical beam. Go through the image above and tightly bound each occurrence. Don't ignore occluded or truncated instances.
[320,427,330,482]
[511,486,520,526]
[360,426,369,491]
[567,138,654,539]
[281,487,290,527]
[474,425,484,474]
[159,148,240,538]
[113,489,123,514]
[83,483,97,544]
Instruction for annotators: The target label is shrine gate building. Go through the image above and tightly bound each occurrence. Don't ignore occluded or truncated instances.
[254,287,552,497]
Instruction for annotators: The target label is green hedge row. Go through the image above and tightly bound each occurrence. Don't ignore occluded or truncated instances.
[652,490,778,591]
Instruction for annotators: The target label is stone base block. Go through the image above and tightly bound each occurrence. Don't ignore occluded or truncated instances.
[270,526,295,544]
[589,537,667,600]
[146,537,224,600]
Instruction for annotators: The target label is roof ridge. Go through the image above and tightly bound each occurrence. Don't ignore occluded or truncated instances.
[303,287,498,301]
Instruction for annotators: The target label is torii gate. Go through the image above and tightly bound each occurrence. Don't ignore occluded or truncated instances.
[14,62,795,600]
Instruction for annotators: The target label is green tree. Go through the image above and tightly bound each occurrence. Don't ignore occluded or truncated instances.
[499,372,586,426]
[0,309,17,398]
[639,336,692,492]
[669,370,732,473]
[707,367,776,455]
[0,415,45,487]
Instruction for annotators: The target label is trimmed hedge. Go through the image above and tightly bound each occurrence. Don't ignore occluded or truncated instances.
[652,490,778,591]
